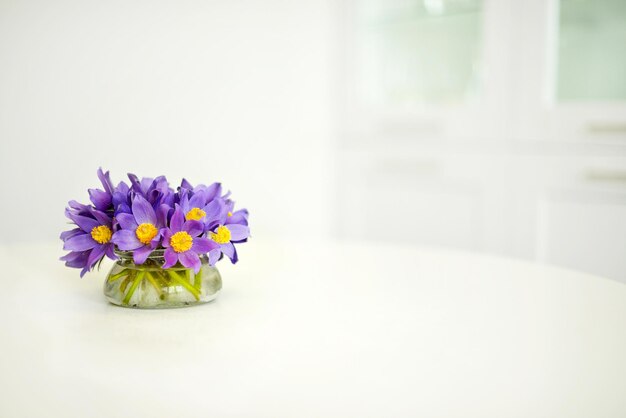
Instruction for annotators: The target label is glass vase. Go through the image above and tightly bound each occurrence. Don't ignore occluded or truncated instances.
[103,250,222,308]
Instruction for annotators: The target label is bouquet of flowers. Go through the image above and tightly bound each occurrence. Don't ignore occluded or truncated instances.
[60,168,250,308]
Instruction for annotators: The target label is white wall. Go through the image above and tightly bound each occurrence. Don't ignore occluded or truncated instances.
[0,0,333,242]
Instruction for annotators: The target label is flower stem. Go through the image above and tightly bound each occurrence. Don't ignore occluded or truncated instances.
[193,268,203,291]
[169,270,201,301]
[123,270,145,305]
[108,269,130,282]
[120,273,133,294]
[144,271,163,298]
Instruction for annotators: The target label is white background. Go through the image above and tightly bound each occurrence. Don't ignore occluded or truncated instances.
[0,0,334,241]
[1,0,625,282]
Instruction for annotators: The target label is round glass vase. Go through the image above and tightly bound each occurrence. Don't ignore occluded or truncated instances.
[103,250,222,309]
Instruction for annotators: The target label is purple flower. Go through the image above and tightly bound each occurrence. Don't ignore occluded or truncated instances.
[82,168,134,215]
[61,170,250,276]
[60,207,116,277]
[59,250,90,273]
[65,199,93,218]
[205,199,250,264]
[111,195,168,264]
[217,196,250,226]
[160,205,219,273]
[111,180,132,215]
[178,189,223,231]
[226,208,249,225]
[179,179,222,202]
[208,222,250,265]
[128,173,175,208]
[87,168,115,212]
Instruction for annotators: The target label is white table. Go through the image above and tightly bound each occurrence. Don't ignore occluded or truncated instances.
[1,239,625,418]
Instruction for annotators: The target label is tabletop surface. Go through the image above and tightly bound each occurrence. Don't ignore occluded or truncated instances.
[1,239,625,418]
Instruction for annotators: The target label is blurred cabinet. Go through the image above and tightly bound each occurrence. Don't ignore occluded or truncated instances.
[556,0,626,101]
[537,189,626,281]
[338,149,485,249]
[514,156,626,281]
[353,0,483,106]
[515,0,626,143]
[337,0,626,282]
[342,0,514,141]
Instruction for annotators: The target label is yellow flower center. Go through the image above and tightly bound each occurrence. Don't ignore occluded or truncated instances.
[135,223,158,245]
[227,211,233,217]
[210,225,231,244]
[185,207,206,221]
[90,225,112,244]
[170,231,193,253]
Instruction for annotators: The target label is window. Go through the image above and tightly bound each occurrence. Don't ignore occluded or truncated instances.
[557,0,626,101]
[355,0,484,106]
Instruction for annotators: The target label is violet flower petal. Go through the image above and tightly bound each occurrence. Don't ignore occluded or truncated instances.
[170,206,184,232]
[140,177,154,195]
[225,224,250,241]
[189,191,206,209]
[160,191,175,208]
[208,249,221,266]
[66,200,91,217]
[87,244,106,268]
[220,242,236,262]
[64,234,98,251]
[60,250,86,263]
[162,247,178,269]
[156,204,170,228]
[111,230,143,250]
[149,233,161,249]
[69,214,100,233]
[179,251,201,273]
[117,203,131,215]
[204,182,222,202]
[65,253,89,269]
[225,209,249,226]
[230,244,239,264]
[89,208,113,226]
[191,237,219,253]
[160,228,172,247]
[179,191,190,213]
[182,220,204,237]
[203,200,222,222]
[127,173,142,194]
[133,246,152,265]
[104,244,117,260]
[88,188,112,210]
[116,213,138,230]
[97,168,114,194]
[60,228,83,241]
[132,195,157,225]
[180,178,194,190]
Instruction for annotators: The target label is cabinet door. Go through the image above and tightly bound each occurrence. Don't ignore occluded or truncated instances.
[336,148,519,252]
[341,0,514,141]
[537,189,626,283]
[514,155,626,283]
[515,0,626,143]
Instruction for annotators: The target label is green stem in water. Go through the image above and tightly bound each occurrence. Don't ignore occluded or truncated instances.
[193,268,203,291]
[150,270,167,287]
[168,270,201,301]
[144,271,163,298]
[120,273,133,294]
[123,270,145,305]
[108,269,130,282]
